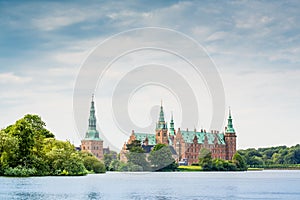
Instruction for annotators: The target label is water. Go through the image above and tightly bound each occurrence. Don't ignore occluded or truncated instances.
[0,170,300,200]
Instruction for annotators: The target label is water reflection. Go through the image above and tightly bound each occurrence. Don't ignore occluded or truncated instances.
[87,191,102,199]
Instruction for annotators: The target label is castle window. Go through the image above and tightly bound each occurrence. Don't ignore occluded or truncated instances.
[163,133,166,137]
[88,146,89,150]
[158,132,160,136]
[83,146,85,150]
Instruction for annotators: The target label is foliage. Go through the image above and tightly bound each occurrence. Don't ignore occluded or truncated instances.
[198,148,213,171]
[4,166,37,177]
[126,140,143,152]
[125,140,150,171]
[126,152,150,171]
[109,159,122,171]
[148,144,177,171]
[104,153,113,171]
[199,149,246,171]
[232,152,247,171]
[238,144,300,168]
[81,152,105,173]
[0,114,105,176]
[0,130,19,173]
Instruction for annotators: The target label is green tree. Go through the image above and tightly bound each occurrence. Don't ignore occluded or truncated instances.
[81,153,105,173]
[44,139,87,175]
[126,140,142,151]
[4,114,55,167]
[199,148,212,171]
[0,130,19,174]
[232,152,247,171]
[126,151,150,171]
[125,140,150,171]
[104,154,113,171]
[109,159,121,171]
[148,144,177,171]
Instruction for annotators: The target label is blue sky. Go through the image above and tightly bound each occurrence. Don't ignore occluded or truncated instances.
[0,0,299,150]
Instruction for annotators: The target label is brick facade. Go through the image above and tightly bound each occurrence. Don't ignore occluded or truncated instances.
[120,104,237,165]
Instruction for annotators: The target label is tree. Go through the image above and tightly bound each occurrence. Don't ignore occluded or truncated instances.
[232,152,247,171]
[199,148,212,171]
[45,139,87,175]
[148,144,176,171]
[4,114,55,167]
[109,160,121,171]
[104,154,113,171]
[125,140,150,171]
[126,151,150,171]
[126,140,142,151]
[82,153,105,173]
[0,130,19,174]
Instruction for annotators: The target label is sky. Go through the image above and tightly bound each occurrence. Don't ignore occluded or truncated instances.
[0,0,299,151]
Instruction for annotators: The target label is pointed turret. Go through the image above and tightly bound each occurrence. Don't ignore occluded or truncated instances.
[157,100,167,130]
[169,113,175,136]
[85,95,101,140]
[159,100,165,123]
[226,107,235,134]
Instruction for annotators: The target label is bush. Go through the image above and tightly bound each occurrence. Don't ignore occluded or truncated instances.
[82,155,106,173]
[4,166,37,177]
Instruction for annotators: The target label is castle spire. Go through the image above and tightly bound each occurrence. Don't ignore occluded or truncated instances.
[85,95,101,139]
[159,101,165,123]
[169,112,175,136]
[226,107,235,133]
[157,100,167,129]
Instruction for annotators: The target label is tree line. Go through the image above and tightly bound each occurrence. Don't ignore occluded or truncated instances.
[0,114,105,176]
[237,145,300,168]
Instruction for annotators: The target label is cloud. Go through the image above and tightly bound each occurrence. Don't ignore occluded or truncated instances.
[32,8,92,31]
[0,72,32,84]
[205,31,228,42]
[0,0,300,149]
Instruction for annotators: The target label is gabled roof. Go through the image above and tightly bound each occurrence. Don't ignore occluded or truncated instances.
[134,133,156,145]
[180,131,225,145]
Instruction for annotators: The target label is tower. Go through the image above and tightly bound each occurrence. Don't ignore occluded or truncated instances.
[169,113,175,136]
[224,108,237,160]
[81,95,104,160]
[155,101,169,145]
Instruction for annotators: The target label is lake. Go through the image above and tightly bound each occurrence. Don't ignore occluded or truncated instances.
[0,170,300,200]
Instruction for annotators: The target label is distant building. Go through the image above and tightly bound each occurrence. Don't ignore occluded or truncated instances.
[120,102,237,165]
[81,96,104,160]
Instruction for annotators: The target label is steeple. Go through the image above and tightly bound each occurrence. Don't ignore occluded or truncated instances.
[157,100,167,130]
[85,95,101,140]
[226,107,235,134]
[88,94,96,130]
[159,100,165,122]
[169,112,175,136]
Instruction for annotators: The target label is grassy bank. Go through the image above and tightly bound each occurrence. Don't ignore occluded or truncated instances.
[177,165,202,172]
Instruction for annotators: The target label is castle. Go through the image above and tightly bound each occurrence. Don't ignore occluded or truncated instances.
[81,97,237,165]
[120,103,237,165]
